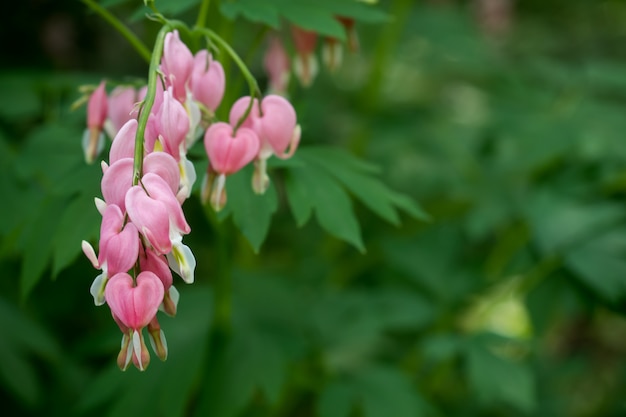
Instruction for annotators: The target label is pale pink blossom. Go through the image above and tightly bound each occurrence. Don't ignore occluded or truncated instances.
[105,271,164,370]
[190,49,226,113]
[264,36,291,95]
[161,30,194,102]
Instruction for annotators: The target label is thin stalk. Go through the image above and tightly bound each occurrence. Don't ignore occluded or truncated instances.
[81,0,151,63]
[132,25,172,185]
[196,28,263,131]
[195,0,211,29]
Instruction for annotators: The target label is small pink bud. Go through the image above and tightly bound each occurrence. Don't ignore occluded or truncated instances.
[190,50,226,114]
[161,30,194,102]
[88,81,108,129]
[263,36,291,95]
[203,122,260,175]
[84,81,108,163]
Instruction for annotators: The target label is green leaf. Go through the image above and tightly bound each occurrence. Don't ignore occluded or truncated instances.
[319,366,426,417]
[465,337,536,413]
[299,147,427,225]
[19,197,68,300]
[219,0,388,39]
[0,73,41,119]
[285,171,313,227]
[288,164,364,251]
[222,165,278,252]
[565,227,626,302]
[221,1,281,28]
[0,297,60,407]
[52,193,101,278]
[525,191,624,254]
[319,380,355,417]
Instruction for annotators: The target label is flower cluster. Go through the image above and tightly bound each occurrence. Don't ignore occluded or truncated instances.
[81,29,301,370]
[262,17,359,93]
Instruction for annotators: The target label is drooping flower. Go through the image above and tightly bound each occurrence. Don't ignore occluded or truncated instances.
[105,271,165,370]
[161,30,194,103]
[264,36,291,95]
[203,122,260,210]
[290,26,319,87]
[83,81,108,164]
[190,49,226,116]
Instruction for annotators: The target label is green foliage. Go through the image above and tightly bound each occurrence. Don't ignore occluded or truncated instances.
[3,1,626,417]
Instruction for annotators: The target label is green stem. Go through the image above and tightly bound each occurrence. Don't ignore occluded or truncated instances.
[81,0,151,63]
[132,25,172,185]
[196,28,263,131]
[195,0,211,29]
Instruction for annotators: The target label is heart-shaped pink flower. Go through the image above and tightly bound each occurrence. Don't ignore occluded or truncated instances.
[204,122,260,175]
[105,271,164,331]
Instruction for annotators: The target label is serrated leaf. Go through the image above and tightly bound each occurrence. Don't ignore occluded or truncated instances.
[221,1,281,28]
[281,5,346,39]
[299,147,427,225]
[219,0,388,39]
[289,165,364,251]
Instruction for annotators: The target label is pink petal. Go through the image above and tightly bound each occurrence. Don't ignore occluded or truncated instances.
[125,185,171,254]
[109,119,138,165]
[101,158,134,213]
[204,122,260,175]
[143,152,180,195]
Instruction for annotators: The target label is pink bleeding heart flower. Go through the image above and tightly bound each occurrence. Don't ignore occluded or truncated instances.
[143,151,180,196]
[204,122,260,175]
[107,86,137,137]
[161,30,194,103]
[125,173,190,255]
[101,158,134,213]
[264,36,291,95]
[88,81,108,130]
[229,95,300,158]
[156,88,189,160]
[83,81,108,164]
[109,119,137,165]
[98,204,139,276]
[203,122,260,210]
[290,26,318,87]
[190,49,226,114]
[105,271,164,371]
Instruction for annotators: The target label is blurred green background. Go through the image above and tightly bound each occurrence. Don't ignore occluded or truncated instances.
[2,0,626,416]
